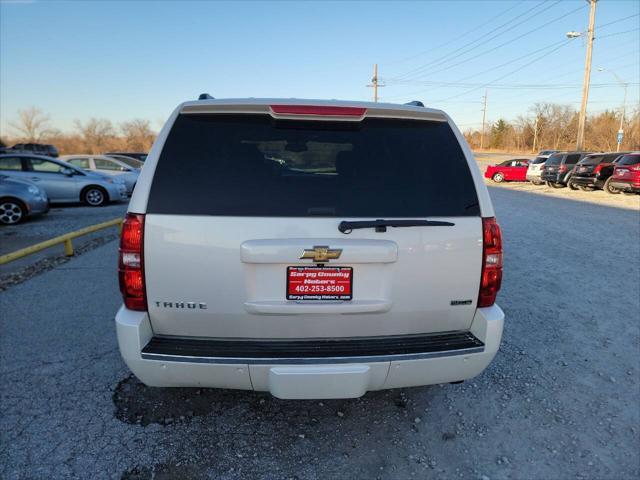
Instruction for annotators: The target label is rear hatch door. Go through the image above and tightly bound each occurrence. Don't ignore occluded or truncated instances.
[143,109,483,339]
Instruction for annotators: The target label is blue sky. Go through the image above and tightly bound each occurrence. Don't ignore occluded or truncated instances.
[1,0,638,134]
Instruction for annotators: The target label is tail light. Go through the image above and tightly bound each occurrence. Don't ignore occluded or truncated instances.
[631,164,640,172]
[270,105,367,117]
[593,165,603,175]
[119,213,147,311]
[558,165,568,173]
[478,217,503,308]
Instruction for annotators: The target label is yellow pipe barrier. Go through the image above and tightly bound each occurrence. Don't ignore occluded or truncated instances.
[0,217,123,266]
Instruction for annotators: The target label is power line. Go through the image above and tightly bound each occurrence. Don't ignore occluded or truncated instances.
[598,27,640,40]
[382,37,577,101]
[386,38,569,88]
[385,0,527,67]
[388,81,638,90]
[434,40,573,103]
[384,25,639,104]
[392,0,554,80]
[486,50,640,104]
[435,12,640,86]
[390,2,585,83]
[597,12,640,30]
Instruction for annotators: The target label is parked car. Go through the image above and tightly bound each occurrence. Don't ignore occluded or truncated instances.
[104,152,147,162]
[541,151,590,188]
[484,158,530,182]
[104,154,145,169]
[9,143,59,158]
[0,175,49,225]
[0,154,127,206]
[526,154,553,185]
[61,154,140,195]
[537,150,559,156]
[569,152,629,192]
[115,97,504,399]
[609,153,640,195]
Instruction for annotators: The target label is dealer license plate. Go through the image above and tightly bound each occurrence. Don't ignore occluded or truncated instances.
[286,266,353,300]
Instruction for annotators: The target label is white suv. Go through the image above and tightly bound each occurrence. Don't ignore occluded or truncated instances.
[115,98,504,399]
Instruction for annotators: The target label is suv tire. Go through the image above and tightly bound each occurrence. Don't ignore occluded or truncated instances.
[548,182,564,189]
[604,177,620,194]
[568,181,579,190]
[492,172,504,183]
[82,186,108,206]
[0,198,26,225]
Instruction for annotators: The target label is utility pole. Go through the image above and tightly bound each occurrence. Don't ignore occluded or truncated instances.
[367,64,384,102]
[617,82,628,151]
[576,0,597,151]
[532,116,539,153]
[480,90,488,150]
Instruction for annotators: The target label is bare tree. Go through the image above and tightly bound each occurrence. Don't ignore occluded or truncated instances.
[74,118,116,153]
[120,119,155,152]
[9,107,55,142]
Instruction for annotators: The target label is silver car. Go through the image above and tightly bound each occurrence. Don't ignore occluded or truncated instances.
[60,154,141,195]
[0,154,127,206]
[0,174,49,224]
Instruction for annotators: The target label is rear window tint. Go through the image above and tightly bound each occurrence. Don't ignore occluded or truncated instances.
[580,155,604,165]
[617,154,640,166]
[545,153,563,166]
[147,114,479,217]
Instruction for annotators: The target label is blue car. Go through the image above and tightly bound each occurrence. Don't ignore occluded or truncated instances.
[0,174,49,224]
[0,154,128,206]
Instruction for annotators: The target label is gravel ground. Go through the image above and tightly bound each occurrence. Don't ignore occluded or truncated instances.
[0,202,128,284]
[1,186,639,479]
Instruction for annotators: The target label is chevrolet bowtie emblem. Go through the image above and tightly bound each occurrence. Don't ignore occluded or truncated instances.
[300,246,342,263]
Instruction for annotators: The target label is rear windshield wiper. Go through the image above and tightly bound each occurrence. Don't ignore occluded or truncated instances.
[338,219,455,234]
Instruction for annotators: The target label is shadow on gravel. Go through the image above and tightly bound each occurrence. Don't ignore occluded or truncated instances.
[113,374,457,477]
[113,374,439,428]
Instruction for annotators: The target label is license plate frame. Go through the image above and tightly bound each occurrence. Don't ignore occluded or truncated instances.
[286,266,353,301]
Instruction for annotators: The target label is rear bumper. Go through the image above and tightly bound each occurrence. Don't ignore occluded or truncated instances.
[526,173,542,182]
[609,180,640,193]
[115,305,504,399]
[541,173,563,183]
[571,176,603,188]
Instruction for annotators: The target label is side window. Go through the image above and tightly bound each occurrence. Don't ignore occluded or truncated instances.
[94,158,119,171]
[0,157,23,171]
[565,154,580,165]
[68,158,91,169]
[28,158,65,173]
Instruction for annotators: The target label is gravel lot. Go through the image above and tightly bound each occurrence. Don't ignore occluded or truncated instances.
[0,202,128,287]
[1,186,639,479]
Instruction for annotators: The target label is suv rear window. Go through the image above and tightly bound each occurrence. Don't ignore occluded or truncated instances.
[580,155,604,165]
[545,153,563,166]
[147,114,480,217]
[617,154,640,166]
